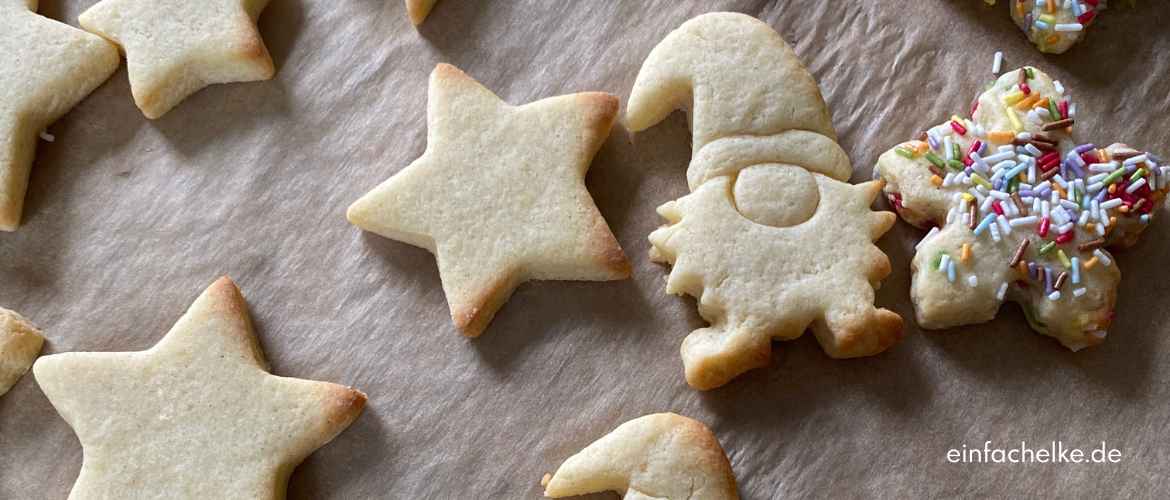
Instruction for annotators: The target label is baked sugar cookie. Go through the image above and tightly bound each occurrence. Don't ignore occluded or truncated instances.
[406,0,439,25]
[348,64,629,338]
[628,12,901,390]
[876,67,1167,350]
[79,0,275,119]
[0,307,43,397]
[34,277,366,499]
[983,0,1104,54]
[543,413,738,500]
[1,0,119,231]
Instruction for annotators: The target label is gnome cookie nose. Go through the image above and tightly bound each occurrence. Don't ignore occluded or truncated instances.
[732,164,819,228]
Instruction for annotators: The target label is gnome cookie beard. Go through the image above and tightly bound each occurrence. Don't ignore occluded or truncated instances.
[629,12,902,390]
[877,66,1167,350]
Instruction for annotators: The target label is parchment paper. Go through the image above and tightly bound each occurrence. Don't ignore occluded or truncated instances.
[3,1,1169,498]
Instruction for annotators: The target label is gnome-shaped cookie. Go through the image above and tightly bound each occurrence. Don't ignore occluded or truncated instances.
[628,13,902,390]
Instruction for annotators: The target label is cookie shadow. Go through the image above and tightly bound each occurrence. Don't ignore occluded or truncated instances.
[287,406,397,499]
[913,226,1164,401]
[148,0,304,156]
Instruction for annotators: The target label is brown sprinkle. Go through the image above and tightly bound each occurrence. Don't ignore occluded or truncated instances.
[1078,238,1106,252]
[1042,118,1075,131]
[1009,239,1030,267]
[1054,272,1068,291]
[1133,198,1148,212]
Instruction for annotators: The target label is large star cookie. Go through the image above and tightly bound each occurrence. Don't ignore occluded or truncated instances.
[405,0,439,25]
[348,64,629,338]
[628,12,902,390]
[79,0,275,119]
[1,0,119,231]
[34,277,367,499]
[876,67,1166,350]
[543,413,739,500]
[0,307,43,397]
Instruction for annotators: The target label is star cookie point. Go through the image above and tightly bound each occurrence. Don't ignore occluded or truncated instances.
[78,0,276,119]
[1,1,119,230]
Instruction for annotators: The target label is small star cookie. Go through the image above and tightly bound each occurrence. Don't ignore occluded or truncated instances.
[876,66,1166,349]
[628,13,902,390]
[1,0,119,231]
[543,413,739,500]
[405,0,439,26]
[348,64,630,338]
[0,307,43,397]
[33,277,367,499]
[79,0,275,119]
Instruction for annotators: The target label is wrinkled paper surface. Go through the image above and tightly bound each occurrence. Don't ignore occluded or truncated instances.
[2,1,1169,498]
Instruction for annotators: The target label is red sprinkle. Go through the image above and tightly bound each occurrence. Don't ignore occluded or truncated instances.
[1038,217,1051,237]
[1078,10,1096,25]
[1020,83,1032,95]
[992,200,1004,216]
[1055,232,1075,244]
[1039,152,1061,171]
[951,120,967,136]
[1059,100,1070,120]
[969,140,983,157]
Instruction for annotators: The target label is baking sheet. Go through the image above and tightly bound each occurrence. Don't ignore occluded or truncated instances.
[3,0,1170,498]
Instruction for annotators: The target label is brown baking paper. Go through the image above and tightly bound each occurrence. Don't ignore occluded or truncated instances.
[2,1,1169,498]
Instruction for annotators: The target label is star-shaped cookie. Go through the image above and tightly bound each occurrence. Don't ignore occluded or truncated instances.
[1,0,119,231]
[406,0,439,25]
[79,0,275,119]
[347,63,630,338]
[0,307,43,397]
[33,277,367,499]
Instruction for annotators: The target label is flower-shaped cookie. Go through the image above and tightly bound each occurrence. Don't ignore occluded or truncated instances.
[877,66,1167,350]
[984,0,1104,54]
[629,13,902,390]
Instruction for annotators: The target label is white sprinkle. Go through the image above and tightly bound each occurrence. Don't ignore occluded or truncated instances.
[1053,80,1065,94]
[968,275,979,287]
[992,51,1004,74]
[1077,210,1090,226]
[948,260,957,283]
[1010,215,1038,227]
[997,215,1012,235]
[1126,178,1148,194]
[918,227,940,250]
[1090,330,1108,340]
[1100,198,1124,210]
[1073,287,1087,297]
[1089,162,1119,173]
[984,151,1015,164]
[989,221,1002,242]
[1124,154,1148,166]
[1048,291,1062,301]
[39,130,55,142]
[1056,222,1075,234]
[1093,249,1113,267]
[1054,23,1084,32]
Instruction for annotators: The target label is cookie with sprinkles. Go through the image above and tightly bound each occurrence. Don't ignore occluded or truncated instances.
[876,66,1167,350]
[985,0,1105,54]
